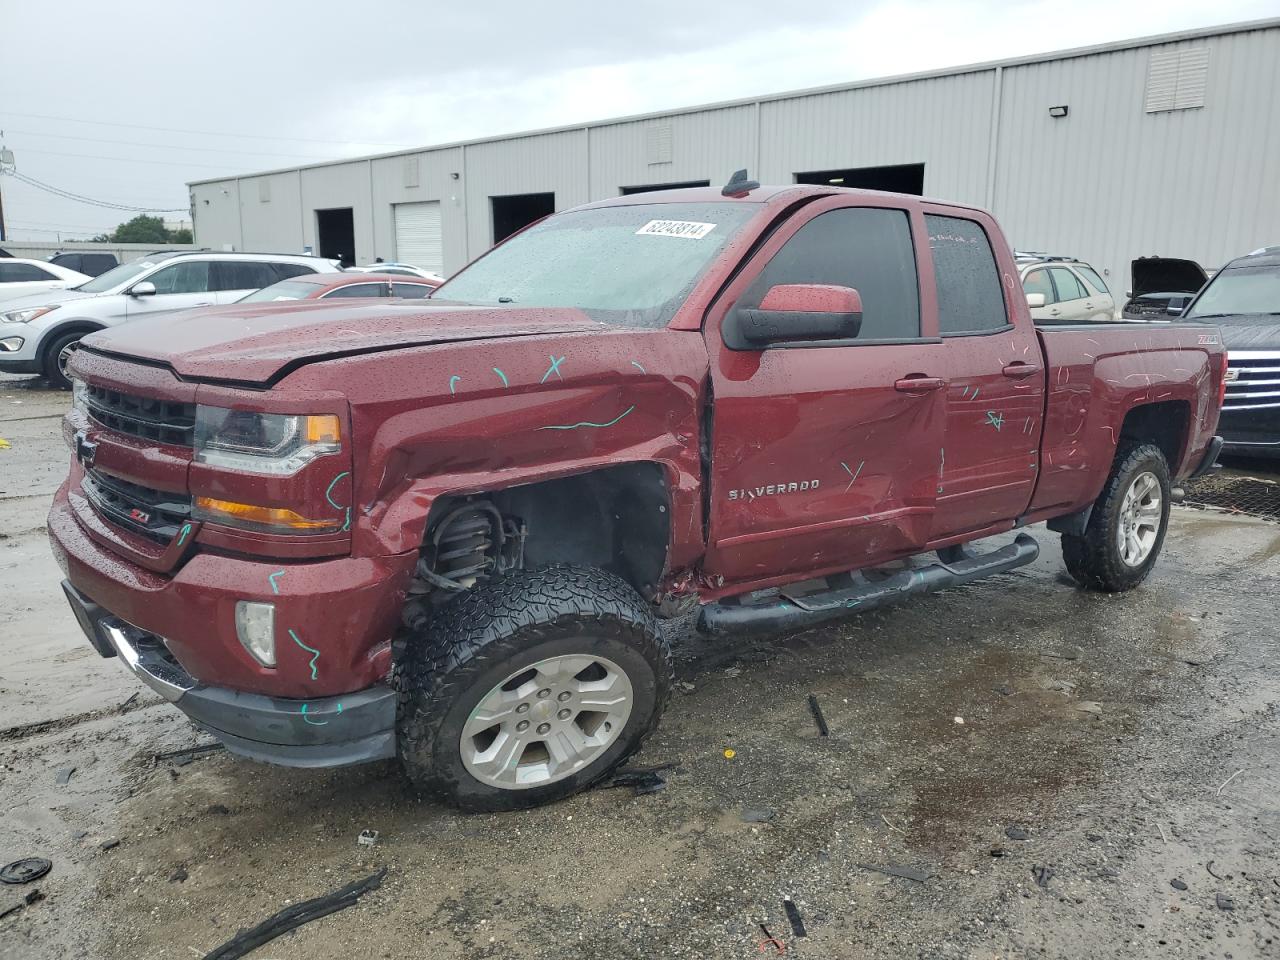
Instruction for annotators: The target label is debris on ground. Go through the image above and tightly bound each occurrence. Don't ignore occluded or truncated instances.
[153,743,225,766]
[757,923,785,954]
[783,897,807,938]
[205,804,231,817]
[806,693,830,737]
[993,683,1015,697]
[601,763,674,796]
[724,667,741,678]
[1207,861,1224,879]
[118,692,139,712]
[740,808,775,823]
[55,766,75,785]
[203,868,387,960]
[169,866,188,883]
[1098,866,1119,878]
[1216,892,1235,911]
[858,863,929,882]
[1075,701,1104,715]
[1032,865,1055,888]
[1171,878,1188,891]
[989,846,1008,858]
[99,839,120,852]
[0,889,43,920]
[357,830,379,847]
[1005,826,1030,841]
[678,682,696,693]
[953,716,965,725]
[0,858,52,884]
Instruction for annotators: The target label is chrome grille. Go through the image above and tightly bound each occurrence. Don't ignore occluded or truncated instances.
[81,467,191,544]
[85,384,196,447]
[1224,351,1280,411]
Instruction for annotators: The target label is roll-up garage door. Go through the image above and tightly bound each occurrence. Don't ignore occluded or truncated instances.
[393,201,443,274]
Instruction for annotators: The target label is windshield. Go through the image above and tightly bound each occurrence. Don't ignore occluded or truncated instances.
[435,202,758,327]
[239,279,323,303]
[76,259,156,293]
[1186,264,1280,319]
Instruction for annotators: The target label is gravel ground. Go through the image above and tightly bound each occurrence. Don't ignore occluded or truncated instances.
[2,373,1279,959]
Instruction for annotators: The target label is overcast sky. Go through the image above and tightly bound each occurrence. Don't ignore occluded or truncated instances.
[1,0,1274,241]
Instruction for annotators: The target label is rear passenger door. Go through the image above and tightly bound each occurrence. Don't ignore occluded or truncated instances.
[925,212,1045,542]
[211,261,284,303]
[1048,267,1093,321]
[703,196,946,587]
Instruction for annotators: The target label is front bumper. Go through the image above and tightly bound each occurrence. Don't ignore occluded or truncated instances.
[62,579,397,767]
[1219,408,1280,458]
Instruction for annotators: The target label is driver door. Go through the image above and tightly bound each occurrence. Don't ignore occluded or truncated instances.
[702,196,946,589]
[125,260,214,318]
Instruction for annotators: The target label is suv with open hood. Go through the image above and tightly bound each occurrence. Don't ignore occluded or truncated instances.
[1121,256,1209,320]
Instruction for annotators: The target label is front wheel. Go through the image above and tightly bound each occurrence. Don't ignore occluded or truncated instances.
[42,330,84,390]
[396,564,672,811]
[1062,442,1171,592]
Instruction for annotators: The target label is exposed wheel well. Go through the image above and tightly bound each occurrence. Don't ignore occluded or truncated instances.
[421,462,672,602]
[1119,400,1188,472]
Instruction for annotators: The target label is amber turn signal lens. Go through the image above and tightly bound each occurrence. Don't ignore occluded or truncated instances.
[304,414,341,445]
[194,496,340,530]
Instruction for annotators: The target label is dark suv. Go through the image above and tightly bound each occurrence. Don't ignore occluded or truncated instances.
[1185,245,1280,456]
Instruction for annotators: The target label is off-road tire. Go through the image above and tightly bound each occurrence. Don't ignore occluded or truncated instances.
[396,564,672,811]
[1062,442,1171,592]
[42,330,83,390]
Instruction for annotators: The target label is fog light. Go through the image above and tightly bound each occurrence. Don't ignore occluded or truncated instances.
[0,337,23,352]
[235,600,276,667]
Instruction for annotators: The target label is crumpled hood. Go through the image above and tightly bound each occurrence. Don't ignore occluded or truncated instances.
[81,299,607,384]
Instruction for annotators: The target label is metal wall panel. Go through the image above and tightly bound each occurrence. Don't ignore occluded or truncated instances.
[370,147,466,272]
[236,172,304,255]
[993,25,1280,298]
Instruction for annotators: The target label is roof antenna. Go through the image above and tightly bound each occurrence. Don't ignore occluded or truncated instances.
[721,168,759,197]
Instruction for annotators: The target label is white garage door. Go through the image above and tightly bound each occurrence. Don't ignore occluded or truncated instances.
[393,201,443,274]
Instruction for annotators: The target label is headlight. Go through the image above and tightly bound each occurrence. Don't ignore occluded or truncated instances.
[72,378,88,414]
[193,407,341,475]
[2,306,57,325]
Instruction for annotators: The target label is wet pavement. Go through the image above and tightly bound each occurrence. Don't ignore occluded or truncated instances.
[2,373,1279,959]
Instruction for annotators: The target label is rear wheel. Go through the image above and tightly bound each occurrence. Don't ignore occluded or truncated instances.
[1062,442,1171,592]
[42,330,84,390]
[396,564,672,811]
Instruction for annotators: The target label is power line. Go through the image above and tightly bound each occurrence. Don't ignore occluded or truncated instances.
[3,128,343,162]
[0,109,413,149]
[14,146,253,171]
[4,170,188,212]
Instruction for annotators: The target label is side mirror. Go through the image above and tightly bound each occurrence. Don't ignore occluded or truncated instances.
[734,284,863,346]
[1166,303,1184,316]
[130,281,157,297]
[1026,293,1046,308]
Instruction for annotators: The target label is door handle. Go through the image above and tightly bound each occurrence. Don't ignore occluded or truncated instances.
[1002,362,1041,379]
[894,375,946,393]
[1049,308,1061,316]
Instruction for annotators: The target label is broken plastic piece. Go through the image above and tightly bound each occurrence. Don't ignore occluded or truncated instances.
[783,898,807,938]
[357,829,379,846]
[0,858,52,885]
[806,694,829,737]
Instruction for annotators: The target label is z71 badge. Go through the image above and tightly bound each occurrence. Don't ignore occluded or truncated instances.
[727,480,820,501]
[1198,334,1219,345]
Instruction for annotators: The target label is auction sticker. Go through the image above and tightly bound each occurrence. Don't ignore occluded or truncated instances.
[635,219,717,239]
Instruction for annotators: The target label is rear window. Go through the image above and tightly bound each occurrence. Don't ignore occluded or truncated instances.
[0,262,57,282]
[239,278,324,302]
[926,215,1008,334]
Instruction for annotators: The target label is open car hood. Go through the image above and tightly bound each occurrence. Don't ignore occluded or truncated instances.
[1130,257,1208,299]
[81,299,606,384]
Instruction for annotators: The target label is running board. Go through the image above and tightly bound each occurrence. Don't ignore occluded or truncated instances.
[697,533,1039,636]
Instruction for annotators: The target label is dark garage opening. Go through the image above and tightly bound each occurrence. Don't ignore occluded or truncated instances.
[794,163,925,195]
[620,180,711,195]
[316,207,356,266]
[491,193,555,244]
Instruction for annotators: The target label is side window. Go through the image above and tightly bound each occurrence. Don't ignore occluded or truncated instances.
[1074,264,1110,296]
[321,283,385,299]
[1049,267,1088,301]
[213,261,278,291]
[0,263,57,282]
[84,254,118,275]
[926,214,1008,334]
[740,207,919,341]
[1023,269,1055,303]
[145,261,210,294]
[272,263,315,281]
[392,282,432,299]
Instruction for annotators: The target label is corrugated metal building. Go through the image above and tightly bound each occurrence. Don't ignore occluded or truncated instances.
[189,18,1280,296]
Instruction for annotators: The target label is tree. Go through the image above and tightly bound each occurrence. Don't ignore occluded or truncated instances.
[95,215,193,244]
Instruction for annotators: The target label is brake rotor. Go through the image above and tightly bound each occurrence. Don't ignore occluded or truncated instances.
[0,858,52,884]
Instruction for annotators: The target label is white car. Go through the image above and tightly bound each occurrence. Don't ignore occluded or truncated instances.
[348,262,445,283]
[0,251,339,388]
[1016,253,1117,322]
[0,258,91,304]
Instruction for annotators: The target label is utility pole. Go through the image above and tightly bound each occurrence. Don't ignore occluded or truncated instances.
[0,141,12,243]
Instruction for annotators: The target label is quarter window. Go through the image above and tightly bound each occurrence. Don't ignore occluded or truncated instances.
[1049,267,1088,301]
[926,214,1008,334]
[147,261,210,294]
[321,283,385,299]
[740,207,920,342]
[1075,265,1110,296]
[392,282,432,299]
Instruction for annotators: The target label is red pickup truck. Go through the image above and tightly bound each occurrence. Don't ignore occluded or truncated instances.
[50,178,1227,810]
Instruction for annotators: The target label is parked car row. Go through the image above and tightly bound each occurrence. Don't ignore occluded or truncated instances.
[0,251,444,389]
